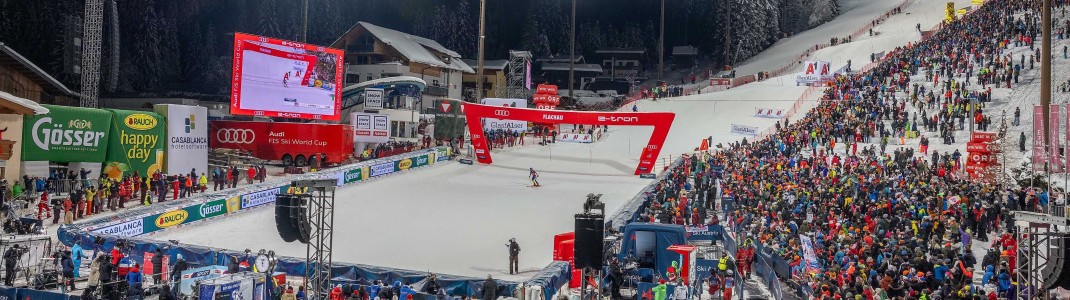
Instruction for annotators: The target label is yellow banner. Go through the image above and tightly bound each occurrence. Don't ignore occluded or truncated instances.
[956,8,967,16]
[972,0,984,6]
[945,2,956,22]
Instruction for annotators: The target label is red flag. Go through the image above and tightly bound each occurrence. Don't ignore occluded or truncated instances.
[1052,105,1063,172]
[1034,105,1047,172]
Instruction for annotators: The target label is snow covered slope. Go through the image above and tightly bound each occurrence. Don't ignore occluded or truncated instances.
[154,0,978,281]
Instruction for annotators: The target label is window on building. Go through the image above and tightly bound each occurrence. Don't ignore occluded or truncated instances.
[346,74,360,84]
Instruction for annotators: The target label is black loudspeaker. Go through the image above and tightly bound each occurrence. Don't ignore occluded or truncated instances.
[274,195,299,242]
[292,195,312,243]
[574,214,605,270]
[1042,235,1070,289]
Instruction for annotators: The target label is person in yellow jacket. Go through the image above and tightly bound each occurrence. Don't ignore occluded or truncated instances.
[198,174,208,193]
[85,187,96,215]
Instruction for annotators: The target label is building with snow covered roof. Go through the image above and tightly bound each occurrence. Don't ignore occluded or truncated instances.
[461,59,508,101]
[331,22,473,103]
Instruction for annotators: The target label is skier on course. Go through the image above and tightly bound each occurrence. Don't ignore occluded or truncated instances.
[283,72,290,87]
[529,168,540,187]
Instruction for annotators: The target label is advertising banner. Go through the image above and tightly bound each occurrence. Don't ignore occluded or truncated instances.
[104,109,165,179]
[479,98,529,133]
[796,61,832,84]
[230,33,344,121]
[966,142,1000,154]
[945,2,956,22]
[364,88,385,110]
[1052,106,1063,172]
[240,187,284,209]
[970,131,997,143]
[686,225,723,241]
[22,105,112,162]
[434,147,451,162]
[557,133,594,143]
[800,235,821,275]
[89,219,145,237]
[462,102,674,175]
[180,266,227,295]
[1033,105,1046,171]
[154,104,209,175]
[142,199,228,233]
[350,112,390,143]
[342,167,367,184]
[730,124,758,136]
[754,108,785,119]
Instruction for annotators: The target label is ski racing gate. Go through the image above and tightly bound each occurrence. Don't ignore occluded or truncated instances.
[462,102,675,175]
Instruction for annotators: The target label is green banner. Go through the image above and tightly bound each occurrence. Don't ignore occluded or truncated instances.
[342,167,366,184]
[22,105,113,162]
[104,109,165,179]
[142,199,226,233]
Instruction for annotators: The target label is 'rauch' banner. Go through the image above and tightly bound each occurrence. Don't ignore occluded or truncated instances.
[142,199,228,234]
[154,104,209,175]
[104,109,165,179]
[22,105,112,163]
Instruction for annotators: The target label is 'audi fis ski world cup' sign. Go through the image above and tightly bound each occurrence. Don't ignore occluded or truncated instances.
[23,105,112,162]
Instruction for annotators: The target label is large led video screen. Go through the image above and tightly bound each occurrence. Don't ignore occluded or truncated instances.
[230,33,344,121]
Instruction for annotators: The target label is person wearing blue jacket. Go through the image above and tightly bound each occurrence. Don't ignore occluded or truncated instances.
[981,265,994,286]
[399,283,416,300]
[71,243,88,278]
[933,260,949,285]
[126,263,142,287]
[368,281,381,300]
[998,268,1012,293]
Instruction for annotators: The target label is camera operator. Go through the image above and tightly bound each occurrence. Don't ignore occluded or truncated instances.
[4,244,22,286]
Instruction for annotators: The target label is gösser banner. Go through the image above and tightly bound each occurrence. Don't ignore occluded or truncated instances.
[22,105,113,163]
[230,33,345,121]
[154,104,209,175]
[462,102,674,174]
[350,112,390,143]
[479,98,529,133]
[105,109,165,179]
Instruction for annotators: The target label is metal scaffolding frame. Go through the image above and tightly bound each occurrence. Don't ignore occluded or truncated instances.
[79,0,103,108]
[505,50,532,99]
[1013,211,1069,299]
[297,179,338,299]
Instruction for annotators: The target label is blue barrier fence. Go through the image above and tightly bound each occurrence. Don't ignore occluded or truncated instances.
[0,286,78,300]
[53,147,559,299]
[720,207,808,299]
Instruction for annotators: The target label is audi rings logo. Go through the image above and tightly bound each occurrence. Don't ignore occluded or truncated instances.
[217,129,255,144]
[494,110,510,117]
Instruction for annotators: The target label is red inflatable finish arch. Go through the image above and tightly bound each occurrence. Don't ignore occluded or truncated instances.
[462,103,675,175]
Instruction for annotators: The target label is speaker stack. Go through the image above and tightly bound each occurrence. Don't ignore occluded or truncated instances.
[574,213,605,270]
[1043,235,1070,289]
[274,193,312,243]
[275,194,299,242]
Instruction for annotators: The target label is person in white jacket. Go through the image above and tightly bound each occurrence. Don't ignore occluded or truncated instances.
[673,278,688,300]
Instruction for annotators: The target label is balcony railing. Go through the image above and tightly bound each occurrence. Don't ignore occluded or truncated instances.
[425,85,449,96]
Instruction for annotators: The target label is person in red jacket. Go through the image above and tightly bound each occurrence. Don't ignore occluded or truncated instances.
[329,285,343,300]
[172,177,180,200]
[37,191,51,220]
[247,167,256,184]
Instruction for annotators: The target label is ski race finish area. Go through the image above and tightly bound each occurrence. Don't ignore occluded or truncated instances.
[462,102,675,175]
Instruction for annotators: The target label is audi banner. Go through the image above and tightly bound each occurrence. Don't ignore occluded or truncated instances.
[479,98,529,133]
[209,120,355,164]
[155,104,209,175]
[350,112,390,143]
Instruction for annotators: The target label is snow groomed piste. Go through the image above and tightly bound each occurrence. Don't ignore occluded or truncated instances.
[53,148,546,296]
